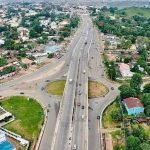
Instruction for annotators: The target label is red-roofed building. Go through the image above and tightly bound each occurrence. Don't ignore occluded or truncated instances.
[123,97,144,115]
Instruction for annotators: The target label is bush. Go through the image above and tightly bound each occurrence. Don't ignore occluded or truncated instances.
[0,66,16,76]
[48,53,54,58]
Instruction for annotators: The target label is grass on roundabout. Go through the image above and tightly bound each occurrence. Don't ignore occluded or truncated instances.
[88,81,108,98]
[46,80,108,98]
[1,96,44,148]
[46,80,66,96]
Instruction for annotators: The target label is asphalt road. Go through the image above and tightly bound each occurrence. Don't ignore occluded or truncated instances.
[53,14,91,150]
[0,13,90,150]
[88,27,119,150]
[72,18,93,150]
[0,9,120,150]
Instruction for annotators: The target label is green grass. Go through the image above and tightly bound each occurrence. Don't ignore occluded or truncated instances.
[2,96,44,144]
[46,80,66,96]
[102,101,121,128]
[46,80,108,98]
[122,7,150,18]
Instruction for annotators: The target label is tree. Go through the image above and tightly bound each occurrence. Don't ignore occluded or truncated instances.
[0,57,7,67]
[130,73,142,94]
[142,93,150,106]
[119,84,137,99]
[107,61,116,80]
[140,143,150,150]
[48,53,54,58]
[132,125,148,142]
[29,29,37,38]
[69,17,79,28]
[143,84,150,93]
[126,135,140,150]
[120,37,132,50]
[131,63,140,73]
[124,57,132,63]
[58,36,64,43]
[111,109,122,122]
[145,105,150,117]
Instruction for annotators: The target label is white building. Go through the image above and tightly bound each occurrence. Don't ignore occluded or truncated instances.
[0,39,5,45]
[119,63,133,77]
[0,130,6,144]
[50,22,57,30]
[40,19,50,26]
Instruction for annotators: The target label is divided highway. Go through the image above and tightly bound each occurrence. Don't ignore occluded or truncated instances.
[0,9,119,150]
[72,23,93,150]
[52,14,92,150]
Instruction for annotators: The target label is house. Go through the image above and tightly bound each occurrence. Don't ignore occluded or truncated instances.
[123,97,144,115]
[119,63,133,77]
[0,39,4,45]
[17,27,29,42]
[40,19,50,26]
[17,27,29,37]
[50,22,57,30]
[58,20,69,29]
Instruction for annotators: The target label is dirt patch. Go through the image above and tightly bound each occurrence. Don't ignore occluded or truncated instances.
[88,81,108,98]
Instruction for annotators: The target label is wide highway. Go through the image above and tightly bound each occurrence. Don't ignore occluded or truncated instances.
[72,18,93,150]
[52,14,92,150]
[0,12,91,150]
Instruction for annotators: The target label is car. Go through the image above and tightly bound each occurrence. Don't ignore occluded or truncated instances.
[45,80,50,82]
[20,92,24,94]
[77,102,81,106]
[78,91,82,95]
[41,87,44,91]
[97,116,100,120]
[85,42,87,45]
[73,144,77,150]
[69,78,73,83]
[82,105,84,109]
[83,70,86,74]
[111,87,114,90]
[82,114,85,119]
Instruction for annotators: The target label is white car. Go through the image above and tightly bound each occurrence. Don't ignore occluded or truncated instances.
[83,70,86,74]
[69,78,73,83]
[73,144,77,150]
[82,114,85,120]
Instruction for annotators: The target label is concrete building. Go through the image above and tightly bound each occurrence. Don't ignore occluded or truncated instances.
[50,22,57,30]
[119,63,133,77]
[123,97,144,115]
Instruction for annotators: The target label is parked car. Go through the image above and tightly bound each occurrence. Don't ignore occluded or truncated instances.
[73,144,77,150]
[20,92,24,94]
[111,87,114,90]
[69,78,73,83]
[77,102,81,106]
[97,116,100,120]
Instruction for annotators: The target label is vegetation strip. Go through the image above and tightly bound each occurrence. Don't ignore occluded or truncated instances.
[46,80,108,98]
